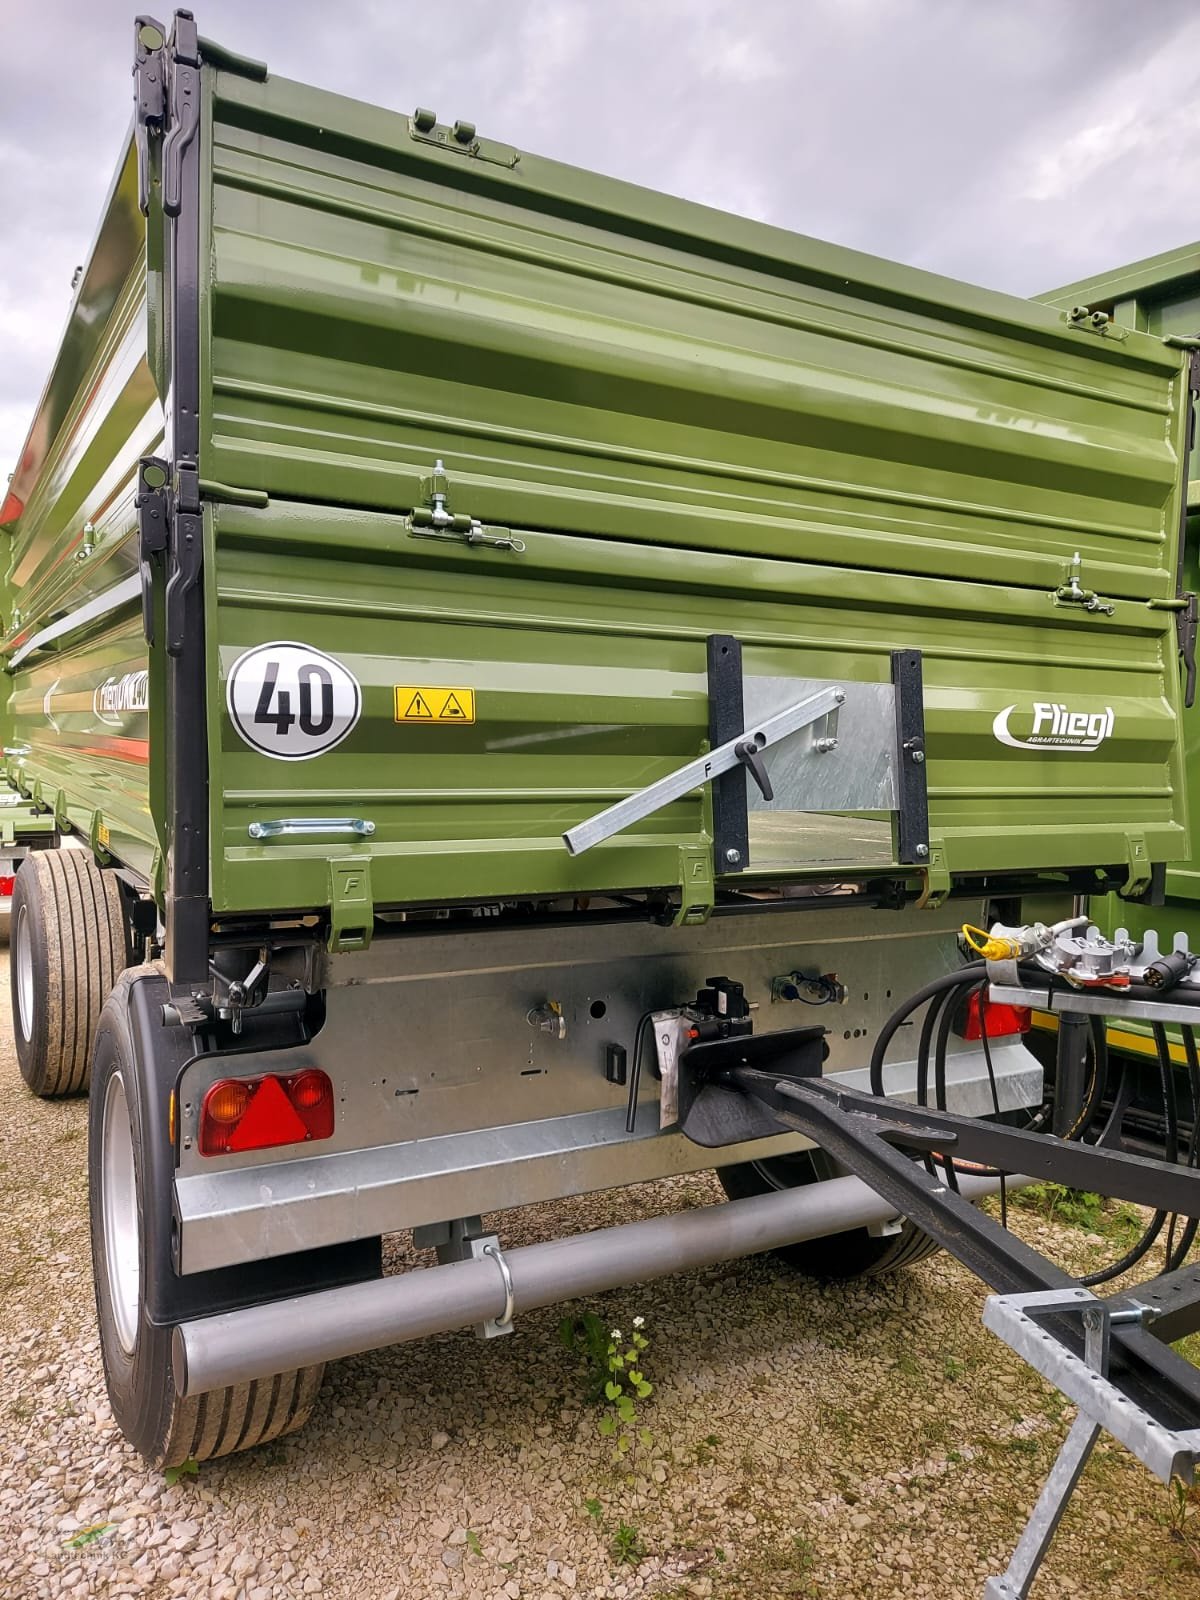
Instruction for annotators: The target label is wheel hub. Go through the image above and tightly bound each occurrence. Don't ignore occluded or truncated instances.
[100,1072,140,1355]
[14,901,35,1042]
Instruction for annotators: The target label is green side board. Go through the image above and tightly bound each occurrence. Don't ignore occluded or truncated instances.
[1041,241,1200,1057]
[1,41,1195,925]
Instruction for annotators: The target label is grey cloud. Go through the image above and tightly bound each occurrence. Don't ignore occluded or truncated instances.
[2,0,1198,475]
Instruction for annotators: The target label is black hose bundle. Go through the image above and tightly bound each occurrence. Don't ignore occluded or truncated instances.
[868,960,1014,1205]
[869,960,1200,1281]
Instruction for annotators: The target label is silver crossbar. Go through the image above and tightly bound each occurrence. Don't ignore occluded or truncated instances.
[562,685,845,856]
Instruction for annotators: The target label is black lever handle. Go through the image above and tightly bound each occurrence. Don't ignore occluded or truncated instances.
[734,738,773,802]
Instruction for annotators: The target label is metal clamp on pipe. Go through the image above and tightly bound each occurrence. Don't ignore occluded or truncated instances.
[482,1242,515,1333]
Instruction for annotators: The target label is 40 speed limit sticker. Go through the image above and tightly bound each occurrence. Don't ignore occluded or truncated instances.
[226,642,362,761]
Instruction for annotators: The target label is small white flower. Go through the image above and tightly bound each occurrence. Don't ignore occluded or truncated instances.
[633,1316,645,1329]
[611,1329,622,1341]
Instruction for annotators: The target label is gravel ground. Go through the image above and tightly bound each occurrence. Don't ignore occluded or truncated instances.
[2,944,1199,1600]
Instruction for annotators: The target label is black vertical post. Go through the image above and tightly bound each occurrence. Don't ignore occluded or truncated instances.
[1052,1013,1091,1138]
[162,11,210,983]
[708,635,748,873]
[891,649,930,866]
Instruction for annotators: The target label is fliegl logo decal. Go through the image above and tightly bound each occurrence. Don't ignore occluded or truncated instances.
[992,701,1115,753]
[93,670,150,728]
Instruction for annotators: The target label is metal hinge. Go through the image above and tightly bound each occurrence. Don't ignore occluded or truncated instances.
[1053,552,1113,617]
[136,456,170,644]
[1063,305,1130,342]
[408,108,519,169]
[133,17,167,214]
[136,455,203,656]
[407,460,525,552]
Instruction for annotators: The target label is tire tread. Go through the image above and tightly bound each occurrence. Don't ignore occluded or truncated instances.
[154,1367,326,1469]
[13,850,130,1096]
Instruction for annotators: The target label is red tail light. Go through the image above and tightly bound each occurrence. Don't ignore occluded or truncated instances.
[960,990,1031,1041]
[0,875,14,898]
[199,1069,334,1156]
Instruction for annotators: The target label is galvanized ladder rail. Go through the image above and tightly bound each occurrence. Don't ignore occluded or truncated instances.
[981,1284,1200,1600]
[674,1066,1200,1597]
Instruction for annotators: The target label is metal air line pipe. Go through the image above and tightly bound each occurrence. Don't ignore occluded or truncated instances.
[174,1170,1021,1396]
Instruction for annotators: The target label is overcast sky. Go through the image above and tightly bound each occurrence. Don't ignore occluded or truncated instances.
[3,0,1199,478]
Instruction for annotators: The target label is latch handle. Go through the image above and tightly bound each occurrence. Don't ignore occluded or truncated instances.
[734,737,774,802]
[136,456,170,645]
[133,17,167,214]
[1182,592,1198,710]
[248,817,376,840]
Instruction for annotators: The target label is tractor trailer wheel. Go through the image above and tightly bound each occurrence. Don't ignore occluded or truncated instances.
[11,848,132,1097]
[717,1148,941,1278]
[88,976,327,1468]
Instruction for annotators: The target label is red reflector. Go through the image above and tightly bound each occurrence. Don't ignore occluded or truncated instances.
[961,991,1031,1041]
[0,492,24,527]
[0,875,14,898]
[199,1070,334,1156]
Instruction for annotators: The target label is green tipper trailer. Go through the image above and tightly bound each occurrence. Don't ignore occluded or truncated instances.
[0,11,1194,1466]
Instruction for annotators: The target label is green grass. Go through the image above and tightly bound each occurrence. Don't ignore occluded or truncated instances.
[1011,1182,1144,1244]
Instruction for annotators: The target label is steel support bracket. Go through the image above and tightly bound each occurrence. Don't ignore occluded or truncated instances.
[1121,830,1152,898]
[0,799,54,848]
[327,856,374,952]
[673,843,714,926]
[915,835,950,908]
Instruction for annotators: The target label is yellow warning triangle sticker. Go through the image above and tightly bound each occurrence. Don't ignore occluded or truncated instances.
[402,691,434,719]
[394,685,475,723]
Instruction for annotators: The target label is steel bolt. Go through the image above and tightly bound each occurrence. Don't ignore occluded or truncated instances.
[815,737,838,754]
[911,749,925,764]
[724,848,742,865]
[915,844,929,859]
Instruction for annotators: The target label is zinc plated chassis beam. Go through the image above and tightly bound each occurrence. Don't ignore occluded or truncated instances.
[172,1044,1042,1274]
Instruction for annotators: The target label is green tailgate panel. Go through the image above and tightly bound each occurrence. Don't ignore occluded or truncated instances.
[202,69,1190,915]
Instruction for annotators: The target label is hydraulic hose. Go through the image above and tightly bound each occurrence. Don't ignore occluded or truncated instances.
[1080,1020,1178,1288]
[1166,1027,1200,1270]
[869,962,989,1097]
[1067,1016,1108,1141]
[873,956,1198,1285]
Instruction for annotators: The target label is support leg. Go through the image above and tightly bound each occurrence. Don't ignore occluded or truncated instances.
[1052,1010,1090,1137]
[983,1412,1100,1598]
